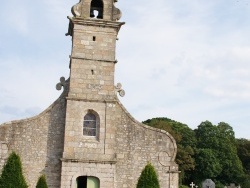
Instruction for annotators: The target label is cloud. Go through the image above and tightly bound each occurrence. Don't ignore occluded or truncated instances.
[116,0,250,139]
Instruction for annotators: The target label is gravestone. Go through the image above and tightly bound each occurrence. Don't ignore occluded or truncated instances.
[190,182,199,188]
[202,179,215,188]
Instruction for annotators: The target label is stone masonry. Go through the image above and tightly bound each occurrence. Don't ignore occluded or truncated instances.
[0,0,179,188]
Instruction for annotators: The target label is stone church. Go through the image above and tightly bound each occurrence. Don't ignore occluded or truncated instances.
[0,0,179,187]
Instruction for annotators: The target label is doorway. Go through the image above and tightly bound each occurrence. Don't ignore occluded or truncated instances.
[77,176,100,188]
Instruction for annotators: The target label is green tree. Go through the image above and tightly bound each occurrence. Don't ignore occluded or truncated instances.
[237,138,250,175]
[0,152,28,188]
[194,121,244,184]
[236,139,250,188]
[36,175,48,188]
[194,148,222,182]
[136,163,160,188]
[241,174,250,188]
[216,122,244,184]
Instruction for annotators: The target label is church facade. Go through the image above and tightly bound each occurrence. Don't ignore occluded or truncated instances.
[0,0,179,187]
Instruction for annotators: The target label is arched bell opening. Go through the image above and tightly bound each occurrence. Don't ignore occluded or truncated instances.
[90,0,104,19]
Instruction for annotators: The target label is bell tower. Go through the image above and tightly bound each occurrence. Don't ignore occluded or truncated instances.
[66,0,124,101]
[60,1,124,187]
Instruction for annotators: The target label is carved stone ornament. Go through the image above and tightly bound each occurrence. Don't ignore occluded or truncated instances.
[56,77,66,91]
[115,83,125,97]
[112,2,122,21]
[71,0,82,17]
[158,151,172,166]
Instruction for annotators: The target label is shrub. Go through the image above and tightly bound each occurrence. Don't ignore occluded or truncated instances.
[136,162,160,188]
[241,175,250,188]
[0,152,28,188]
[36,175,48,188]
[215,182,225,188]
[179,185,189,188]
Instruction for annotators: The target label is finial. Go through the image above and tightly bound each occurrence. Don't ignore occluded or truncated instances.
[115,83,125,97]
[71,0,82,17]
[56,77,66,91]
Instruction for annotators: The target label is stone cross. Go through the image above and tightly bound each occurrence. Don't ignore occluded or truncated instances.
[190,182,196,188]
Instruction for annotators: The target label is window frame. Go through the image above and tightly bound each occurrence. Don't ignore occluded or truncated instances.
[83,110,100,140]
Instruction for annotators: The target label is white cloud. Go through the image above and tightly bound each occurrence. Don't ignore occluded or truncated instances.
[117,0,250,139]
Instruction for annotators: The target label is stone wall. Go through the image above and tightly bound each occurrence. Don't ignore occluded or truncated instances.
[0,86,179,188]
[60,96,179,188]
[115,100,179,188]
[61,161,116,188]
[0,89,67,188]
[69,22,121,101]
[68,60,116,101]
[72,24,117,62]
[0,142,8,170]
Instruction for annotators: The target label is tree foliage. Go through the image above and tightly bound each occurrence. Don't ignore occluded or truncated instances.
[36,175,48,188]
[0,152,28,188]
[237,138,250,174]
[143,117,249,187]
[236,139,250,188]
[195,121,244,185]
[194,148,222,182]
[136,163,160,188]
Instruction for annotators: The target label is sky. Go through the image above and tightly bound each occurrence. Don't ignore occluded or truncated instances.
[0,0,250,138]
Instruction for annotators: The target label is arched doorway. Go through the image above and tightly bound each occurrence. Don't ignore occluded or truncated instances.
[76,176,100,188]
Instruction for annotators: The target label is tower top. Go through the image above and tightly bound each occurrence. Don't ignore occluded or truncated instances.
[71,0,122,21]
[65,0,124,101]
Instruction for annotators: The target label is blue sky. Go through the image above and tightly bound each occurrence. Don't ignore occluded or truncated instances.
[0,0,250,138]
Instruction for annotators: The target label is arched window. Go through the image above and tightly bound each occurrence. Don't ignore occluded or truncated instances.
[90,0,103,19]
[83,111,98,136]
[77,176,100,188]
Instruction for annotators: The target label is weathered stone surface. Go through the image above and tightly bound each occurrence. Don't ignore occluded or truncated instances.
[0,87,68,187]
[202,179,215,188]
[0,1,179,188]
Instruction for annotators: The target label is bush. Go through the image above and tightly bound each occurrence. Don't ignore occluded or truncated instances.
[215,182,225,188]
[179,185,189,188]
[241,175,250,188]
[136,163,160,188]
[36,175,48,188]
[0,152,28,188]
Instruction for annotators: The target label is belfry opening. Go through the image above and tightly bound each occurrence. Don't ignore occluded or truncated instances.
[90,0,103,19]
